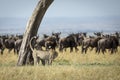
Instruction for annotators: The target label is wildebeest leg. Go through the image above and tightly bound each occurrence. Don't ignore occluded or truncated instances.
[0,50,3,55]
[102,48,105,54]
[75,46,79,52]
[113,47,117,54]
[85,45,89,54]
[104,49,107,53]
[111,48,114,54]
[81,47,86,53]
[115,48,117,53]
[17,49,19,55]
[41,59,45,66]
[14,47,19,55]
[114,48,118,53]
[85,48,88,54]
[59,45,63,52]
[8,49,12,53]
[64,48,66,52]
[98,50,100,54]
[1,48,5,55]
[97,48,100,54]
[81,46,84,53]
[95,47,98,53]
[70,47,73,52]
[14,48,16,54]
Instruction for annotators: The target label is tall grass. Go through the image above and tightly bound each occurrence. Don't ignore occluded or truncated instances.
[0,47,120,80]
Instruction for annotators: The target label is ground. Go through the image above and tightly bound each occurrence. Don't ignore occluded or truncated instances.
[0,47,120,80]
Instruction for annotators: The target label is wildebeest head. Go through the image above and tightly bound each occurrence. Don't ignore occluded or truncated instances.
[94,32,102,37]
[52,32,61,43]
[43,34,49,39]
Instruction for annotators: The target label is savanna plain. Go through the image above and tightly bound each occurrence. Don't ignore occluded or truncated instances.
[0,47,120,80]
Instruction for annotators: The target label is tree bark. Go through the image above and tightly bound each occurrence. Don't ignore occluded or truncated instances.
[17,0,54,66]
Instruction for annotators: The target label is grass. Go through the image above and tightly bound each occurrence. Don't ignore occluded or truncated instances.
[0,47,120,80]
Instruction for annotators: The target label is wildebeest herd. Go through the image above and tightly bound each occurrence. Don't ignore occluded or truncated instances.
[0,32,120,55]
[0,34,23,55]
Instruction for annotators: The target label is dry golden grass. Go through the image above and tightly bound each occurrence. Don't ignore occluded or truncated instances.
[0,47,120,80]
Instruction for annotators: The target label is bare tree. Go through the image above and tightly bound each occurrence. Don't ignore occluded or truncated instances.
[17,0,54,66]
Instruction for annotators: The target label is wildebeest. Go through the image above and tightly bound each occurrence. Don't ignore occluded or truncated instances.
[0,38,5,55]
[59,33,79,52]
[0,32,119,55]
[81,37,102,53]
[0,35,9,54]
[14,39,22,54]
[30,36,58,66]
[4,36,16,53]
[0,34,23,54]
[97,35,119,54]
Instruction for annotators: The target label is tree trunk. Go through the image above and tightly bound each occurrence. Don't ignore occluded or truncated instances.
[17,0,54,66]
